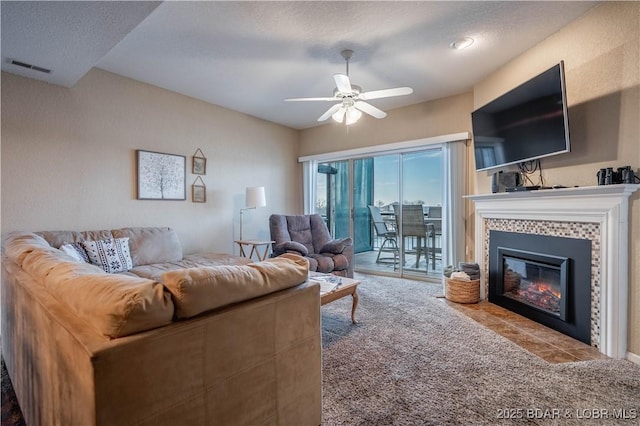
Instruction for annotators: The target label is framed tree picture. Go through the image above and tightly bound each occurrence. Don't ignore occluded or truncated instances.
[192,148,207,175]
[136,150,186,200]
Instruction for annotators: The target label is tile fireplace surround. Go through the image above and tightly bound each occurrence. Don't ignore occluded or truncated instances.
[467,184,639,360]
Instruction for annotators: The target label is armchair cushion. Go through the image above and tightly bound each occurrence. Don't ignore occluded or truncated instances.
[273,241,309,256]
[308,254,334,274]
[323,253,349,271]
[320,237,353,255]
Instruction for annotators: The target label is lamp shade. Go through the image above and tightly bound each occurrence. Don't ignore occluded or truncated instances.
[245,186,266,208]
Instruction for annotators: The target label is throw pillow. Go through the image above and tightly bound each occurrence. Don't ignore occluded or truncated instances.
[81,238,133,274]
[60,242,90,263]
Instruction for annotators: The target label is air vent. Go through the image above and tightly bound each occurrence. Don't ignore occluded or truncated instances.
[9,59,51,74]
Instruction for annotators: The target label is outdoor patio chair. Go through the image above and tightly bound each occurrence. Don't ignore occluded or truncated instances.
[393,204,430,272]
[368,205,398,268]
[425,206,443,269]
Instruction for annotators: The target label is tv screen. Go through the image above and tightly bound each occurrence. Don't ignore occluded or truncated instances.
[472,62,570,171]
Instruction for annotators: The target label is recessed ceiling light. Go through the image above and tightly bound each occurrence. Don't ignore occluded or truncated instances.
[450,37,474,50]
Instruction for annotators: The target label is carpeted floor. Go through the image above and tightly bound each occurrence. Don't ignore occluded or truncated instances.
[1,359,25,426]
[2,273,639,425]
[321,273,640,425]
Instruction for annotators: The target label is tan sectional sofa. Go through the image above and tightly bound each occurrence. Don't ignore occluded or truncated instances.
[1,227,322,426]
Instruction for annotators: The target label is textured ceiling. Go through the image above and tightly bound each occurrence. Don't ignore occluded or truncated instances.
[1,1,599,129]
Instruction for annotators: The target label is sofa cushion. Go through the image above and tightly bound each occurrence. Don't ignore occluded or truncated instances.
[112,227,183,267]
[44,264,174,338]
[128,253,252,281]
[15,245,174,338]
[22,245,100,280]
[81,238,133,273]
[2,232,53,266]
[36,229,114,249]
[161,253,309,319]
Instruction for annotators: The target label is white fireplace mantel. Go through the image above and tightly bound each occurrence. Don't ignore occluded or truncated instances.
[466,184,639,359]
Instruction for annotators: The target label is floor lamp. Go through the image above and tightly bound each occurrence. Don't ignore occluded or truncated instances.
[239,186,266,240]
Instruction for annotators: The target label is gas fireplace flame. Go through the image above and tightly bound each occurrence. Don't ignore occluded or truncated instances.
[530,282,561,299]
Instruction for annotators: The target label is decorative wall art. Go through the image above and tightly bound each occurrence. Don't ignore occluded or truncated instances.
[192,176,206,203]
[192,148,207,175]
[136,150,186,200]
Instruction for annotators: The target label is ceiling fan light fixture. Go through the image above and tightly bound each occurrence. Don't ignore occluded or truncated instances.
[450,37,474,50]
[332,107,347,123]
[345,107,362,125]
[285,49,413,126]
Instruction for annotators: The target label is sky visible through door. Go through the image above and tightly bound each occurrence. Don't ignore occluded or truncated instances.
[375,150,442,208]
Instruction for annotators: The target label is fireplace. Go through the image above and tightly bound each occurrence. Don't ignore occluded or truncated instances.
[489,230,591,344]
[468,185,639,359]
[500,248,568,320]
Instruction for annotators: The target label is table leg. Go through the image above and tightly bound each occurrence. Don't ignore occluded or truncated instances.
[258,244,270,261]
[249,245,258,260]
[351,289,359,324]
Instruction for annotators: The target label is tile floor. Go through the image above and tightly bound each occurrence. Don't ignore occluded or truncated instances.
[443,300,609,363]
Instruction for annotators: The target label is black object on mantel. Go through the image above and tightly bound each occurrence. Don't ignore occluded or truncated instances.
[492,171,521,193]
[505,186,541,192]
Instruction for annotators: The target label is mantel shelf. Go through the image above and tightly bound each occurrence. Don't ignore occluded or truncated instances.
[465,184,639,201]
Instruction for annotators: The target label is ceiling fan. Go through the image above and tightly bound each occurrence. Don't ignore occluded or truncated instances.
[285,49,413,125]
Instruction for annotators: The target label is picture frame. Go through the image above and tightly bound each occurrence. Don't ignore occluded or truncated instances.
[192,148,207,175]
[136,150,186,200]
[192,176,206,203]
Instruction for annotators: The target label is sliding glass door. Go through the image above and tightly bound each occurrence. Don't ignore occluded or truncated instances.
[316,148,444,279]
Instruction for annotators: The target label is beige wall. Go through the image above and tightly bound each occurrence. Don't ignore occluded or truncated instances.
[1,69,301,254]
[471,2,640,355]
[298,92,473,156]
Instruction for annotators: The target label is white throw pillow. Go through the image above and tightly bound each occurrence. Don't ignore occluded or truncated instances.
[60,242,90,263]
[81,238,133,273]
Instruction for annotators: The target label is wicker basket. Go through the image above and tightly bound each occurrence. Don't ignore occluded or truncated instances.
[445,277,480,304]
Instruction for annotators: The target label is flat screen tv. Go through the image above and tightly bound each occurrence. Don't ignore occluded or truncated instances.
[472,62,570,171]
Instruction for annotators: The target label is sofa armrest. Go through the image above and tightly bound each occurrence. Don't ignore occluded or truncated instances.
[320,237,352,254]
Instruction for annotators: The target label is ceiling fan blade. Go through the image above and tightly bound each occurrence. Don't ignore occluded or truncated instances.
[318,104,343,122]
[284,96,338,102]
[359,87,413,100]
[333,74,352,93]
[354,101,387,119]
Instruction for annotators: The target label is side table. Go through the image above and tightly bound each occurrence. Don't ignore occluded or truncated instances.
[234,240,274,261]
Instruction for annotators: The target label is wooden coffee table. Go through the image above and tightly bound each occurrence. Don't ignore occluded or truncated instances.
[309,273,360,323]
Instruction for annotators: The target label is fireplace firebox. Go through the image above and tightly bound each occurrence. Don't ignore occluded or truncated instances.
[489,231,592,344]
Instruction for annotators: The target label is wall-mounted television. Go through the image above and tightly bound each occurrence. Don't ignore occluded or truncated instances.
[472,62,570,172]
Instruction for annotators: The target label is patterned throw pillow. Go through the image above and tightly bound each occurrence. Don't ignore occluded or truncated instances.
[81,238,133,274]
[60,242,90,263]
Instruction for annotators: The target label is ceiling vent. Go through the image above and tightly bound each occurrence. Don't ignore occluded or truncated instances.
[9,59,51,74]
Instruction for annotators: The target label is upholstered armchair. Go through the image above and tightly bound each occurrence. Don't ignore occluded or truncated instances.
[269,214,354,278]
